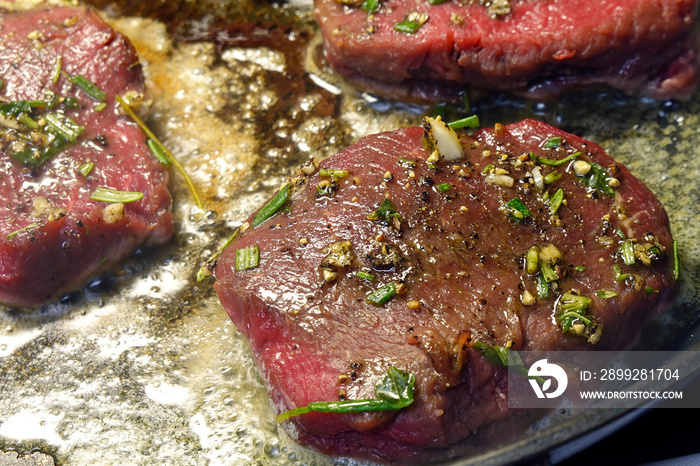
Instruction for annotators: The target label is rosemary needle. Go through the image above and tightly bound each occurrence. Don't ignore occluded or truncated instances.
[115,95,204,210]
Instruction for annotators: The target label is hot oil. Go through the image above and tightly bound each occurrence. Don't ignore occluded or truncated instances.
[1,0,699,465]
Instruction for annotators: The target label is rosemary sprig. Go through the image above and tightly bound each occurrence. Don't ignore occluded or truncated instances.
[115,95,204,210]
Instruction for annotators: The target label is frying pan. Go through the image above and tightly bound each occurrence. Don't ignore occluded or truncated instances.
[1,0,698,464]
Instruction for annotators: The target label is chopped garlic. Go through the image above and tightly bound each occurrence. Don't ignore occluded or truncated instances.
[102,203,125,224]
[531,166,544,190]
[521,289,536,306]
[423,116,464,162]
[484,173,515,187]
[573,160,591,175]
[539,243,563,264]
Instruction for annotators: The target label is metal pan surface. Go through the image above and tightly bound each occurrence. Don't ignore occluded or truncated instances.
[1,0,699,464]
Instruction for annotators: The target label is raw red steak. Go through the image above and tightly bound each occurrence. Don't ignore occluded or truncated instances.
[0,5,172,307]
[213,119,676,463]
[314,0,699,101]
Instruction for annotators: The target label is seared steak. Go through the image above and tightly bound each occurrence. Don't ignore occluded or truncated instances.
[213,119,676,463]
[0,6,172,307]
[314,0,699,101]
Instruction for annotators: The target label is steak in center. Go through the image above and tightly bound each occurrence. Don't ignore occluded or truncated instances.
[213,119,676,463]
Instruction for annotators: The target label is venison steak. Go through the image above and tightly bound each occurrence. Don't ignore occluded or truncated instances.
[213,119,676,463]
[314,0,699,102]
[0,5,172,307]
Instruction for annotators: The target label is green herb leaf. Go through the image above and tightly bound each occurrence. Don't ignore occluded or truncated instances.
[620,240,636,266]
[51,56,62,85]
[374,367,416,408]
[367,198,401,224]
[557,292,602,344]
[62,97,81,109]
[580,161,615,196]
[146,138,172,166]
[235,244,260,271]
[436,183,452,192]
[394,12,428,34]
[472,341,510,367]
[672,239,680,281]
[448,115,479,130]
[197,227,239,281]
[89,187,144,203]
[613,264,631,282]
[543,171,562,184]
[276,367,415,422]
[44,112,84,141]
[536,273,550,298]
[0,99,46,118]
[356,271,375,281]
[252,183,291,228]
[7,222,39,240]
[116,95,204,210]
[366,281,398,306]
[69,74,106,101]
[539,260,559,283]
[504,197,531,222]
[596,290,618,299]
[560,292,592,313]
[78,162,94,177]
[531,151,580,166]
[548,188,564,215]
[3,99,85,167]
[472,341,543,382]
[360,0,379,13]
[543,136,562,148]
[17,113,39,129]
[481,163,494,174]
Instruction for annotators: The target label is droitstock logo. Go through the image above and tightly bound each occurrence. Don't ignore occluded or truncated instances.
[528,358,568,399]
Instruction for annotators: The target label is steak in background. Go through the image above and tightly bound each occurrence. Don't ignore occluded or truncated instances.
[213,118,677,463]
[314,0,699,102]
[0,6,172,307]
